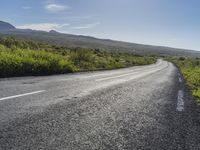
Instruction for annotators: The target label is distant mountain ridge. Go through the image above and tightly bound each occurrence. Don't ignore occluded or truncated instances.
[0,20,200,56]
[49,30,59,34]
[0,21,16,30]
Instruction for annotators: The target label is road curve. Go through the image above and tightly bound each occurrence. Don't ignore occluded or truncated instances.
[0,60,200,150]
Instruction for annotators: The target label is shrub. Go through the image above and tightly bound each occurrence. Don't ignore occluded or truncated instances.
[0,36,156,77]
[0,48,76,77]
[169,57,200,104]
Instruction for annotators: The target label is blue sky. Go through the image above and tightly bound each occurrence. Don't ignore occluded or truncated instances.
[0,0,200,50]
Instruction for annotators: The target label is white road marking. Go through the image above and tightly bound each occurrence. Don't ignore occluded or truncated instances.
[0,90,46,101]
[178,77,183,83]
[95,64,167,82]
[60,70,140,81]
[96,72,139,81]
[60,78,75,81]
[176,90,184,112]
[178,72,183,83]
[60,60,163,82]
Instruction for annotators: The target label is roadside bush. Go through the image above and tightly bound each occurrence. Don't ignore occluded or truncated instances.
[169,57,200,104]
[0,48,76,77]
[0,36,156,77]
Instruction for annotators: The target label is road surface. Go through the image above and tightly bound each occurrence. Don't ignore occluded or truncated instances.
[0,60,200,150]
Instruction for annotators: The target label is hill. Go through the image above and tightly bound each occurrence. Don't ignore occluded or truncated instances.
[0,21,200,56]
[0,21,16,30]
[0,36,156,77]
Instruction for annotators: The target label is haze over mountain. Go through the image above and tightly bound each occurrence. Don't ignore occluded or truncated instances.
[0,20,200,56]
[0,21,15,30]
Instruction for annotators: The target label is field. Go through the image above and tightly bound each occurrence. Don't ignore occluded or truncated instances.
[0,36,156,77]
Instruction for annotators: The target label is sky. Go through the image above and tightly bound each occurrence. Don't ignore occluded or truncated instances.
[0,0,200,51]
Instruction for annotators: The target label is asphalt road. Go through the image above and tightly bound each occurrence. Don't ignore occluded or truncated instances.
[0,60,200,150]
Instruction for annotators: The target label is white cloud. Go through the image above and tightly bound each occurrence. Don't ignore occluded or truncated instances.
[45,4,70,13]
[44,0,55,4]
[58,15,92,21]
[170,38,183,41]
[22,6,31,10]
[72,22,100,29]
[17,23,69,31]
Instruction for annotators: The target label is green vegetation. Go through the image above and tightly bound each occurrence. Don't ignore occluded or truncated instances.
[0,36,156,77]
[170,57,200,105]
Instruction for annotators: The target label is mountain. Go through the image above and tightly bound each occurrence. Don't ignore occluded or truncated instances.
[0,20,200,56]
[49,30,59,34]
[0,21,16,30]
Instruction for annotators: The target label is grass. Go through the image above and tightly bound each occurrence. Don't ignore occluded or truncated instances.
[0,36,156,77]
[169,57,200,105]
[0,45,76,76]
